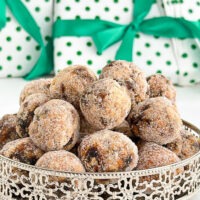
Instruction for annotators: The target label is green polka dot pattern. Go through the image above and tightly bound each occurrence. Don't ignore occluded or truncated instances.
[67,60,72,65]
[17,65,22,70]
[16,26,21,32]
[76,51,82,56]
[16,46,22,51]
[0,0,53,78]
[57,51,62,56]
[87,60,93,65]
[97,69,102,74]
[52,0,200,86]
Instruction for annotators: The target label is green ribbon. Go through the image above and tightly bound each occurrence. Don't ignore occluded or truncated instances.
[0,0,53,80]
[54,0,200,62]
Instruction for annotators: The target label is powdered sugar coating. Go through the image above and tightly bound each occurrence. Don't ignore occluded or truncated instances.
[179,129,200,160]
[78,130,138,172]
[36,150,85,172]
[36,150,85,182]
[29,99,80,152]
[19,79,52,104]
[99,60,149,104]
[80,78,131,130]
[0,114,20,149]
[0,137,44,165]
[129,97,182,145]
[16,93,50,138]
[137,142,180,170]
[147,74,176,103]
[50,65,97,109]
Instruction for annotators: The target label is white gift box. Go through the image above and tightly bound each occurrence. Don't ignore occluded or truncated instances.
[0,0,53,78]
[53,0,200,86]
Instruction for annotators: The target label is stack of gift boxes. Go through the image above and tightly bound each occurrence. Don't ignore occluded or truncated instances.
[0,0,200,85]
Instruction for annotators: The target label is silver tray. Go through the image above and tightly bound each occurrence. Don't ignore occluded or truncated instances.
[0,120,199,200]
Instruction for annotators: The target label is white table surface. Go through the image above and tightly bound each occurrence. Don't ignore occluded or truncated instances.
[0,78,200,200]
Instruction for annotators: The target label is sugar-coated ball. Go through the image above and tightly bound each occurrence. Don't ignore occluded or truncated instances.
[78,130,138,172]
[29,99,80,151]
[129,97,182,145]
[19,79,51,104]
[100,60,148,104]
[147,74,176,103]
[50,65,97,109]
[80,78,131,130]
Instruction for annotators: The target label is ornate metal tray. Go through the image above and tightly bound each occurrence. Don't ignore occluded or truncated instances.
[0,120,199,200]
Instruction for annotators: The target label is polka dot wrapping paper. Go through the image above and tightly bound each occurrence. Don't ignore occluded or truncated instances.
[54,0,200,86]
[0,0,53,78]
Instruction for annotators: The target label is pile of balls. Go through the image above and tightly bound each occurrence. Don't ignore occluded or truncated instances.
[0,60,199,175]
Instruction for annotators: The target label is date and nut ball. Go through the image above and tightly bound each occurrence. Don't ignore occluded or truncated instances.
[29,99,80,152]
[129,97,182,145]
[136,142,182,189]
[165,133,183,156]
[50,65,97,109]
[147,74,176,103]
[36,150,85,182]
[0,137,44,165]
[78,130,138,173]
[137,142,180,171]
[16,93,50,138]
[99,60,148,104]
[179,129,200,160]
[19,79,52,104]
[0,114,20,149]
[80,78,131,130]
[165,129,200,159]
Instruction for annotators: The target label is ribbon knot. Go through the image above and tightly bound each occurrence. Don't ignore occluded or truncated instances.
[54,0,200,62]
[130,22,139,31]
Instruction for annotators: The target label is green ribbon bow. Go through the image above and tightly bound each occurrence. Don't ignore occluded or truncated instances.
[54,0,200,62]
[0,0,53,80]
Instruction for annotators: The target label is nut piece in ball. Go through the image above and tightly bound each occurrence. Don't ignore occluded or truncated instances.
[99,60,148,104]
[78,130,138,172]
[0,114,20,149]
[129,97,182,145]
[0,137,44,165]
[29,99,80,151]
[80,78,131,130]
[147,74,176,103]
[50,65,97,109]
[19,79,51,104]
[16,93,50,138]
